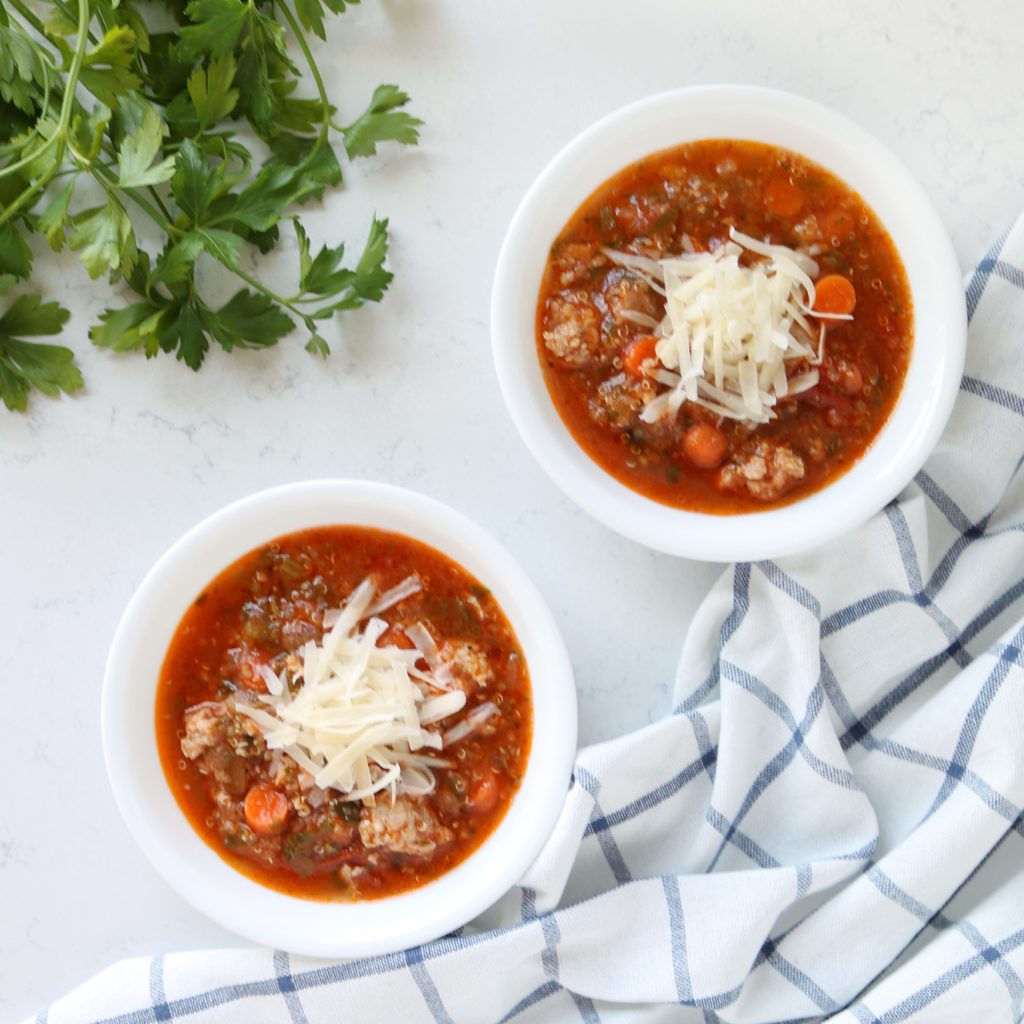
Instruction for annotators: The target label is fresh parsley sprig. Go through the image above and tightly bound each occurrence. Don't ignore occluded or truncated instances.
[0,0,422,410]
[0,284,78,411]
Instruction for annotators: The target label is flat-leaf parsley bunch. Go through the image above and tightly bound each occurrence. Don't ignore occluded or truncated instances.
[0,0,421,411]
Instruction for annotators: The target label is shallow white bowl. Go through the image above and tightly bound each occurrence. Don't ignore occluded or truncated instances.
[491,85,966,561]
[102,480,577,957]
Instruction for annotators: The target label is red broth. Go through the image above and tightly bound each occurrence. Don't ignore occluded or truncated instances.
[156,526,532,900]
[536,139,913,513]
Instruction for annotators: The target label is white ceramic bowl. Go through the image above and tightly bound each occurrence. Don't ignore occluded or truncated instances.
[102,480,577,957]
[492,85,966,561]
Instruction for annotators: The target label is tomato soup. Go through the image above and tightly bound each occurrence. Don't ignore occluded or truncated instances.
[536,139,913,513]
[156,526,532,900]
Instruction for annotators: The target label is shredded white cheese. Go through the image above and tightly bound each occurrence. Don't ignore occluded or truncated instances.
[607,227,852,425]
[443,701,499,746]
[234,576,470,805]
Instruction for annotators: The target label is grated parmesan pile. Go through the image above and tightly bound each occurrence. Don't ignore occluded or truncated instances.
[233,576,485,805]
[608,227,852,425]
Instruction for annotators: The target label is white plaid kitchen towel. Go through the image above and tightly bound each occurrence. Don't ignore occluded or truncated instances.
[32,215,1024,1024]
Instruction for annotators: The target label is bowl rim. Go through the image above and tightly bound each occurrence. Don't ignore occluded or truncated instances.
[491,84,967,561]
[101,479,577,957]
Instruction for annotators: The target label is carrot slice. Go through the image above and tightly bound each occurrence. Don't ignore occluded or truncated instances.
[244,785,292,837]
[622,335,659,378]
[814,274,857,316]
[682,423,729,469]
[764,176,804,217]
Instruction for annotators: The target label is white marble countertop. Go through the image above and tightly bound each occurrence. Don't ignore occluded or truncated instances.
[3,1,1022,1018]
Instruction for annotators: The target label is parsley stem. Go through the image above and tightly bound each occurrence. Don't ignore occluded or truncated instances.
[226,263,306,319]
[0,138,59,185]
[126,190,178,236]
[275,0,331,147]
[50,0,101,46]
[62,0,94,100]
[0,0,90,228]
[147,186,175,225]
[7,0,47,39]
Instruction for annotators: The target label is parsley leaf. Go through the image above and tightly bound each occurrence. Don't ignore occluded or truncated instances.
[37,180,76,250]
[116,102,176,187]
[203,290,294,350]
[187,55,239,128]
[342,85,422,158]
[178,0,294,137]
[79,26,143,108]
[168,302,208,370]
[0,23,47,114]
[299,215,392,310]
[0,293,79,411]
[150,232,207,286]
[90,300,171,356]
[0,222,33,280]
[293,215,392,347]
[295,0,360,42]
[197,226,245,269]
[171,138,223,223]
[69,198,138,279]
[176,0,249,61]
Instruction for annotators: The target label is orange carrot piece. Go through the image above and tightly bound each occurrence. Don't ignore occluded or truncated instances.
[814,274,857,316]
[682,423,729,469]
[244,785,292,837]
[622,335,659,379]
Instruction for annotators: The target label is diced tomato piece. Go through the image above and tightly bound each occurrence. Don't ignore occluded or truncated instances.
[764,176,804,217]
[379,626,415,650]
[468,772,501,815]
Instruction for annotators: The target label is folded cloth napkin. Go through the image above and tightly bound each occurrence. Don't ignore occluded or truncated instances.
[32,215,1024,1024]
